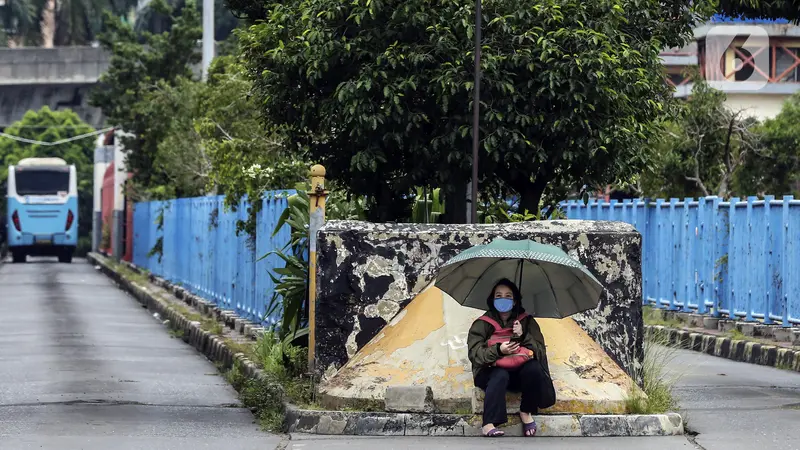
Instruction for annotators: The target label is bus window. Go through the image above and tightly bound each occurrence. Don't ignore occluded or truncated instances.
[14,168,70,196]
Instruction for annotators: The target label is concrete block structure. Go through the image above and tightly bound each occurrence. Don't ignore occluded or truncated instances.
[313,220,645,413]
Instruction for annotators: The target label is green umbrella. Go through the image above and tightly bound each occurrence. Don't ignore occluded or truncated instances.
[434,238,603,318]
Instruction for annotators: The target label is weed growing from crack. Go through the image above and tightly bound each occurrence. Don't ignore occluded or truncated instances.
[225,361,286,432]
[625,329,681,414]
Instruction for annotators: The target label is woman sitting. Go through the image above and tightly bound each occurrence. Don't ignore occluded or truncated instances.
[467,278,556,437]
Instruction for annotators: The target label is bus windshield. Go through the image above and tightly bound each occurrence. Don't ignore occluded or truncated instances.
[14,167,70,196]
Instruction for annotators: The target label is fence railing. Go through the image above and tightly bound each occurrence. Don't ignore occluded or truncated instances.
[563,196,800,326]
[132,191,294,326]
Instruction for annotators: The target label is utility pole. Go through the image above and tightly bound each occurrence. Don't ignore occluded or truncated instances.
[201,0,214,81]
[470,0,481,224]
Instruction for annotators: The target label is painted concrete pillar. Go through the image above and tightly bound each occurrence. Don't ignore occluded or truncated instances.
[111,130,127,261]
[307,165,328,372]
[92,134,113,252]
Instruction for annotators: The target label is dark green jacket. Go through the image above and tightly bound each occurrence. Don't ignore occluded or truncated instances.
[467,309,552,381]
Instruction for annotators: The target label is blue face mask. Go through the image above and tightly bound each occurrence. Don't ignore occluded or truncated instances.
[493,297,514,313]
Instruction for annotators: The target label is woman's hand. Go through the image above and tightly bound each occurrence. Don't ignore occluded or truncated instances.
[512,320,523,338]
[499,341,520,355]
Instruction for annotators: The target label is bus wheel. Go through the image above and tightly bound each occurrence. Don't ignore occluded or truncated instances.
[12,251,26,263]
[58,251,73,264]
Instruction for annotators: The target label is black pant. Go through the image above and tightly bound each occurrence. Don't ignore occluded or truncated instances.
[475,359,552,426]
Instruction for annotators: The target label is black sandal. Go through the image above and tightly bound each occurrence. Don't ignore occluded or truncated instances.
[484,428,505,437]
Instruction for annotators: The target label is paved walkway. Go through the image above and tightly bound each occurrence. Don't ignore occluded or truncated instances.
[0,259,281,449]
[3,258,800,449]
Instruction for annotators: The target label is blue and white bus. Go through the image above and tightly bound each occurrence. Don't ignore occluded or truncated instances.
[6,157,78,263]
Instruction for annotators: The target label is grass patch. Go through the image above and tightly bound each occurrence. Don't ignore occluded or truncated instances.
[727,329,747,341]
[225,362,286,431]
[168,328,185,339]
[222,331,314,432]
[643,306,683,328]
[725,329,780,347]
[222,337,257,360]
[207,320,224,335]
[625,330,680,414]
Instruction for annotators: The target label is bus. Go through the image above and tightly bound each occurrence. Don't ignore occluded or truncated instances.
[6,157,78,263]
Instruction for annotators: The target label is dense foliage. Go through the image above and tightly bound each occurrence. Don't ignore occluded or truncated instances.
[637,79,800,199]
[90,0,202,199]
[235,0,712,220]
[717,0,800,23]
[738,94,800,196]
[0,107,95,251]
[639,80,761,198]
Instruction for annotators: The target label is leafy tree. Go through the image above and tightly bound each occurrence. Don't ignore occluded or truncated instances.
[717,0,800,23]
[639,80,761,199]
[137,77,211,198]
[90,0,201,199]
[0,106,95,241]
[236,0,712,221]
[196,56,306,236]
[736,94,800,196]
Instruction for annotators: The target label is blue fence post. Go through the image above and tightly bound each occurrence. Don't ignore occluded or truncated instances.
[680,197,692,312]
[785,196,798,326]
[781,196,791,326]
[641,198,654,306]
[694,197,704,314]
[730,197,741,320]
[667,198,678,310]
[745,197,755,322]
[708,197,720,317]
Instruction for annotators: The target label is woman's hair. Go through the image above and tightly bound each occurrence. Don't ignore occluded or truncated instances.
[486,278,523,313]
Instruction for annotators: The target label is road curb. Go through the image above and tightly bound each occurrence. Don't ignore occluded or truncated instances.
[284,406,684,437]
[89,253,685,438]
[645,324,800,372]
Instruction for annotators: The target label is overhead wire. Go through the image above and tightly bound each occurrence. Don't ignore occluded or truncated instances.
[0,127,115,147]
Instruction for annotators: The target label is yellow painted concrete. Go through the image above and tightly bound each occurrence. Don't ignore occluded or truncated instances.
[319,285,642,414]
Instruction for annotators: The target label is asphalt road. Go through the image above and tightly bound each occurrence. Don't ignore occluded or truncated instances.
[3,258,800,450]
[671,347,800,450]
[0,258,281,450]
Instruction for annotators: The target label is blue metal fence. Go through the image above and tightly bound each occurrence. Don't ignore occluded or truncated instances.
[132,191,294,326]
[563,196,800,326]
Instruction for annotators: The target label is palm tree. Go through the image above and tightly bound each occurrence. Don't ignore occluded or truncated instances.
[1,0,37,46]
[35,0,138,47]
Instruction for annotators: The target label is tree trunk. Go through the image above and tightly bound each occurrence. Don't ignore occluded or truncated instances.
[442,182,467,224]
[517,179,547,218]
[366,183,412,223]
[40,0,56,48]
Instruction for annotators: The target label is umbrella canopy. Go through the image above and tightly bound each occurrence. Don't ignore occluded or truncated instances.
[434,238,603,318]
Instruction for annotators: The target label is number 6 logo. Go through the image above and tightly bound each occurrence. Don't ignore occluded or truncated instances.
[705,24,770,92]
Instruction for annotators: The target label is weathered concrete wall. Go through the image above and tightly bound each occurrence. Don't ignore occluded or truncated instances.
[0,47,109,85]
[315,220,643,383]
[0,85,104,128]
